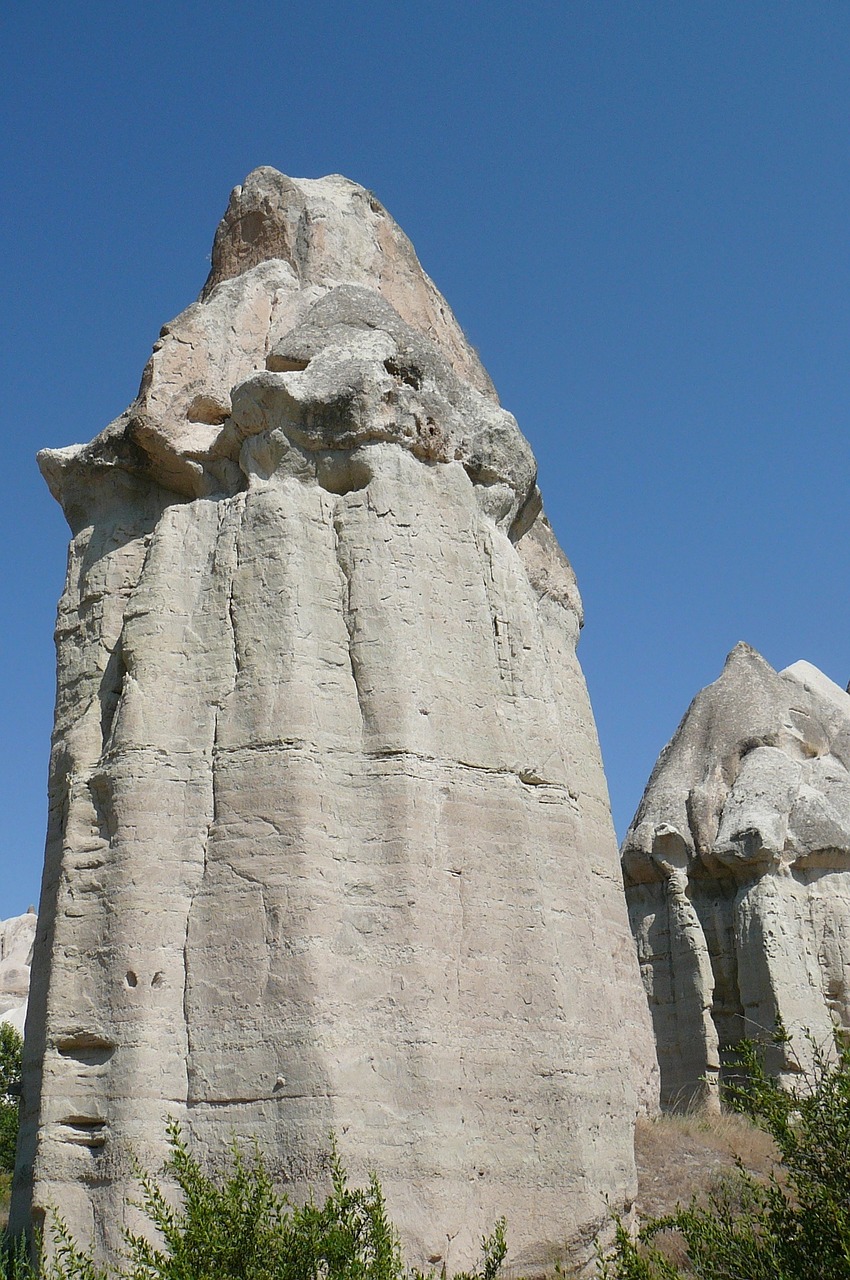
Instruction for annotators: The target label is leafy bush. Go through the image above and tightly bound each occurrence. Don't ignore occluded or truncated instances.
[598,1027,850,1279]
[11,1122,507,1280]
[0,1025,23,1175]
[0,1233,39,1280]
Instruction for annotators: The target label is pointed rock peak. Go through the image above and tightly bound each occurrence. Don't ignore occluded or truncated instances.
[203,168,345,295]
[200,167,495,398]
[712,641,777,694]
[43,168,507,517]
[723,640,767,667]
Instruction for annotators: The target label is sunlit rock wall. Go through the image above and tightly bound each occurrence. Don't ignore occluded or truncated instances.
[13,169,657,1274]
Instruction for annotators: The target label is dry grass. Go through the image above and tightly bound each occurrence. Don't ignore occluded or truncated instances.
[632,1110,780,1271]
[0,1170,11,1228]
[635,1110,779,1221]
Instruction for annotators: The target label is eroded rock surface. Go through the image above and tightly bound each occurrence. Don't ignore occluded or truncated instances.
[0,912,36,1036]
[14,169,656,1274]
[623,643,850,1109]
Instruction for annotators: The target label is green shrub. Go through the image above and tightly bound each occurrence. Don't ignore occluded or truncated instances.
[17,1122,507,1280]
[0,1025,23,1176]
[0,1232,39,1280]
[598,1026,850,1279]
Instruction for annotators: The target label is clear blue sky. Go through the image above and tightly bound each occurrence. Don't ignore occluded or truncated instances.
[2,1,850,914]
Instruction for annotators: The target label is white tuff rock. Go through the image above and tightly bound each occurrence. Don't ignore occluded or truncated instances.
[622,642,850,1110]
[14,169,656,1273]
[0,912,36,1036]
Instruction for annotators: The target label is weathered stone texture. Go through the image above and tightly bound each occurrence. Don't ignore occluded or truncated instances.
[623,643,850,1110]
[0,912,36,1035]
[14,170,656,1273]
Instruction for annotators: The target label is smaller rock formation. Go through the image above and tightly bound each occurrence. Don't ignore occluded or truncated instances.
[0,912,36,1036]
[622,644,850,1109]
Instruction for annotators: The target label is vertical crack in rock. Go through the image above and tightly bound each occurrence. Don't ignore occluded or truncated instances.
[182,857,202,1093]
[474,518,515,695]
[98,638,126,751]
[87,772,116,848]
[331,502,368,734]
[263,286,288,363]
[221,498,245,685]
[96,522,161,758]
[183,495,246,1096]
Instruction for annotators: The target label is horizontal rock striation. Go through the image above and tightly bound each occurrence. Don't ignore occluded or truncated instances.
[14,169,656,1274]
[623,643,850,1110]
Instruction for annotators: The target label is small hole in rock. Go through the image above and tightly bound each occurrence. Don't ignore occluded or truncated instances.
[186,393,230,426]
[383,358,422,390]
[239,210,266,245]
[316,454,373,496]
[125,971,138,988]
[151,971,164,988]
[265,353,311,373]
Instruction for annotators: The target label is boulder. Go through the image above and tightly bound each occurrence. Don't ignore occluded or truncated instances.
[13,169,657,1274]
[622,643,850,1109]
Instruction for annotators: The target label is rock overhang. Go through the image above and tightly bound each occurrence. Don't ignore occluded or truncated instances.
[38,171,538,540]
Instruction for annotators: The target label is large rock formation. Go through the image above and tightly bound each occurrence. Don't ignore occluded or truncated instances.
[623,643,850,1110]
[0,912,37,1036]
[13,169,656,1273]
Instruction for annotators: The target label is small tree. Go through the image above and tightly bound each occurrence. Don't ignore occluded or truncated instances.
[0,1024,23,1175]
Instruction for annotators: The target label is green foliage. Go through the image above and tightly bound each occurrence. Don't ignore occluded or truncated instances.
[599,1026,850,1280]
[20,1122,507,1280]
[595,1218,680,1280]
[120,1120,405,1280]
[0,1025,23,1175]
[0,1231,40,1280]
[47,1220,108,1280]
[447,1219,507,1280]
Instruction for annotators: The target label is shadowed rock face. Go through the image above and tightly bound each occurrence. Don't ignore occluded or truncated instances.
[622,643,850,1110]
[15,169,657,1275]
